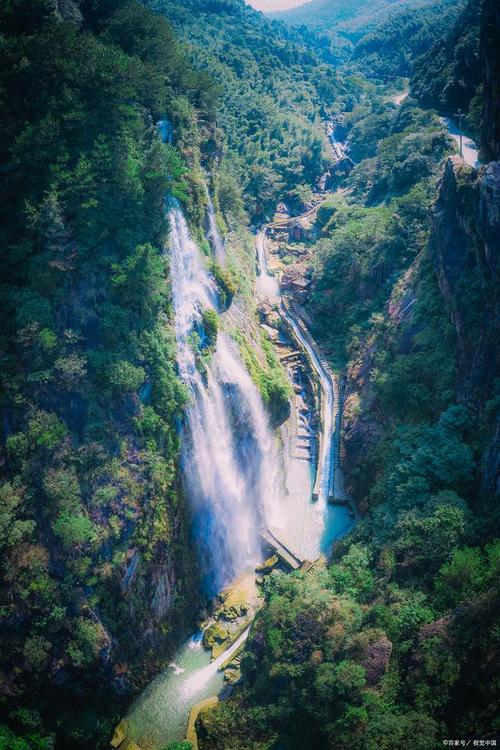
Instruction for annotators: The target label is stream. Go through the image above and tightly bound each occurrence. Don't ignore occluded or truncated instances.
[257,230,353,557]
[122,627,250,748]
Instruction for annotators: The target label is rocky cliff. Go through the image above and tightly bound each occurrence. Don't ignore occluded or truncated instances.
[342,0,500,509]
[480,0,500,162]
[342,153,499,510]
[430,156,499,496]
[430,157,499,403]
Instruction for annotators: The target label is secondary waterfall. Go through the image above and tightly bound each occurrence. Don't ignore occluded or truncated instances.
[169,206,281,595]
[205,190,226,265]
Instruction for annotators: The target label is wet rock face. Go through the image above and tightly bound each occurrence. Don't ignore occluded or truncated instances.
[151,564,176,619]
[361,636,393,687]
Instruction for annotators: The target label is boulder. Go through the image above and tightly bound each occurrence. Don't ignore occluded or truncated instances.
[110,719,127,748]
[361,635,393,686]
[280,264,311,303]
[218,589,248,621]
[256,555,279,573]
[417,615,452,643]
[202,622,229,649]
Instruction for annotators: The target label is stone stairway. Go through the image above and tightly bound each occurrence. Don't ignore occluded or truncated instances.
[291,407,313,461]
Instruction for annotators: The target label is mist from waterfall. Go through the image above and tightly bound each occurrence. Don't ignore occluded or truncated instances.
[169,206,281,595]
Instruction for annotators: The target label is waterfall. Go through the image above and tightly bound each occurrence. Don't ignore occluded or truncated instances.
[256,230,268,276]
[255,230,280,300]
[169,206,281,595]
[206,190,226,266]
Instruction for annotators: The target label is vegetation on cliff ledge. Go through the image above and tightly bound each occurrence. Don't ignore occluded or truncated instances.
[0,0,216,746]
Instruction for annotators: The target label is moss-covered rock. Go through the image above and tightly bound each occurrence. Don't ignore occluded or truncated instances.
[202,622,229,650]
[110,719,127,748]
[256,555,279,573]
[218,589,248,620]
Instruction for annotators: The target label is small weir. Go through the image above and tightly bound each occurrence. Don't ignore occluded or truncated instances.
[205,189,226,266]
[260,527,304,570]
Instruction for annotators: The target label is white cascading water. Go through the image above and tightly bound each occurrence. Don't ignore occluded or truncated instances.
[169,206,281,595]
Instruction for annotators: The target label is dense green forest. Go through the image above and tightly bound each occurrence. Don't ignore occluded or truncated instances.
[0,0,498,748]
[272,0,470,82]
[410,0,482,135]
[351,0,465,78]
[310,98,453,363]
[269,0,461,45]
[0,0,217,746]
[146,0,362,218]
[270,0,430,40]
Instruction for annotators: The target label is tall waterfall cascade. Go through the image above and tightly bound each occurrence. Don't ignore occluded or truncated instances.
[205,189,226,265]
[169,206,282,594]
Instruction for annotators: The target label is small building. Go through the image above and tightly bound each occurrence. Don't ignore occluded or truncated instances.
[281,263,311,303]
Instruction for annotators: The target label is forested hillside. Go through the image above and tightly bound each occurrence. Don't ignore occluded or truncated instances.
[410,0,482,135]
[272,0,467,81]
[146,0,360,218]
[270,0,443,41]
[351,0,465,78]
[0,0,216,746]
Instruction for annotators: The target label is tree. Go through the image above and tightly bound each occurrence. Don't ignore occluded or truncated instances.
[52,512,97,549]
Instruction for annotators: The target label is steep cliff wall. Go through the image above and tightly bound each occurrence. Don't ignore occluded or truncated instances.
[430,156,499,496]
[480,0,500,161]
[430,157,499,403]
[342,154,499,509]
